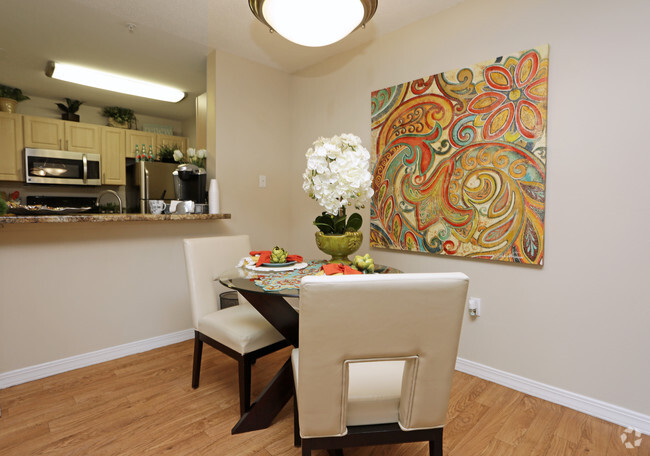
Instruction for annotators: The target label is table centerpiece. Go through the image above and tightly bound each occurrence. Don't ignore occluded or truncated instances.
[302,133,374,264]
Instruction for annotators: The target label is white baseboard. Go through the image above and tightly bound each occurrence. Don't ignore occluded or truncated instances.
[456,357,650,435]
[0,329,194,389]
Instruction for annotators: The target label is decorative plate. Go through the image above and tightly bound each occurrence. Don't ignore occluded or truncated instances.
[261,261,297,267]
[244,262,308,272]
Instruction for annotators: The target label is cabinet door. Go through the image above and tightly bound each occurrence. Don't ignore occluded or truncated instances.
[101,127,126,185]
[157,134,187,153]
[125,131,156,158]
[0,112,24,181]
[65,123,101,154]
[23,116,64,150]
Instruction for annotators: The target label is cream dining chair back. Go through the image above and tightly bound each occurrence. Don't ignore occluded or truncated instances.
[293,272,469,455]
[183,235,288,416]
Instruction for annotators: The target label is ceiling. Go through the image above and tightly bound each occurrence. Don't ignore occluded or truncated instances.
[0,0,463,121]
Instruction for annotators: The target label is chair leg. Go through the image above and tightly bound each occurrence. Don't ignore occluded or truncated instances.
[192,333,203,389]
[430,428,443,456]
[293,396,301,447]
[238,355,252,416]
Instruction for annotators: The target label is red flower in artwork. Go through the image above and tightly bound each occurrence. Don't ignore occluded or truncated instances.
[468,50,547,142]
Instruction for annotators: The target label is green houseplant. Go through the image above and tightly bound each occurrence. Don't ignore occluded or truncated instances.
[101,106,136,129]
[157,143,179,163]
[56,98,83,122]
[0,84,30,113]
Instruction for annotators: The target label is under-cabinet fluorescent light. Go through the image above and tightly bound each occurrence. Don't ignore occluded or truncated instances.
[46,62,185,103]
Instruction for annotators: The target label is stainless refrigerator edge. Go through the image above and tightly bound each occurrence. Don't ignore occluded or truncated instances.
[125,161,177,213]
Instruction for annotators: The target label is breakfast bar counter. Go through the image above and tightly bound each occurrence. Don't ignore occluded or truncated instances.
[0,213,231,225]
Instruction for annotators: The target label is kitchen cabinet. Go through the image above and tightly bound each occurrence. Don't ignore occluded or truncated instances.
[23,116,100,154]
[65,123,101,154]
[23,116,64,150]
[125,131,156,158]
[101,126,126,185]
[18,115,187,181]
[125,132,188,159]
[0,112,24,181]
[157,134,188,153]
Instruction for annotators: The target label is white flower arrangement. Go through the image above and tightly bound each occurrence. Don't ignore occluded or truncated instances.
[302,133,374,233]
[174,147,207,168]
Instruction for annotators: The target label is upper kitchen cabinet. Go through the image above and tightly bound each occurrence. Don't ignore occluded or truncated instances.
[65,123,101,154]
[101,127,126,185]
[125,130,156,158]
[23,116,100,154]
[125,132,188,159]
[157,134,188,153]
[0,112,24,181]
[23,116,64,150]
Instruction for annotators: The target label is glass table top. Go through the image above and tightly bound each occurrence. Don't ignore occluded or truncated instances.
[218,261,400,298]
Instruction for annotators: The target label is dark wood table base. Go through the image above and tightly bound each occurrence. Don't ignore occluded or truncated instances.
[232,358,294,433]
[231,290,299,434]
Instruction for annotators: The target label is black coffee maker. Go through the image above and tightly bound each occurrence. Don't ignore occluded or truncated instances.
[173,164,207,204]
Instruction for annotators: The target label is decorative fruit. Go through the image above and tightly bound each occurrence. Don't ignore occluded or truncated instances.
[271,246,288,263]
[353,253,375,273]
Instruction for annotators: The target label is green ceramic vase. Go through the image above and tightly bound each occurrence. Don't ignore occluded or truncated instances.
[315,231,363,264]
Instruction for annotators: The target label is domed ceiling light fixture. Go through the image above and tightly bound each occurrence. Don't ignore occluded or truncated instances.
[248,0,378,47]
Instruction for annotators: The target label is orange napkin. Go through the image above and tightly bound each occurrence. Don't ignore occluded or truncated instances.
[250,250,304,267]
[321,263,362,275]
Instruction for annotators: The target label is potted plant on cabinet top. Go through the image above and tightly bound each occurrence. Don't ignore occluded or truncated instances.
[302,133,374,264]
[157,144,179,163]
[0,84,30,113]
[101,106,136,129]
[56,98,83,122]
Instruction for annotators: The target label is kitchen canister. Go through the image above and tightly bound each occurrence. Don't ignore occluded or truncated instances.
[208,178,220,214]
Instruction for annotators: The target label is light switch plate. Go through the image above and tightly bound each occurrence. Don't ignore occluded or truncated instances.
[468,297,481,317]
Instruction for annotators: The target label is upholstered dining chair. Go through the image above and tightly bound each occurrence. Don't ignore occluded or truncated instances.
[292,272,469,456]
[183,235,289,416]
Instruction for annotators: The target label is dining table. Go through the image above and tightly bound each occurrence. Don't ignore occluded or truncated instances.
[218,260,400,434]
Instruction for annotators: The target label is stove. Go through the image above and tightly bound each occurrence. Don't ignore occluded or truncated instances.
[26,196,100,213]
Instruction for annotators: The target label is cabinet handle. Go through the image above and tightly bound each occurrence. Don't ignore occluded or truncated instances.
[66,140,69,150]
[59,139,62,149]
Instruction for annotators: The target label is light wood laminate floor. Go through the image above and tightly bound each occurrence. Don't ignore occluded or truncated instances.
[0,341,646,455]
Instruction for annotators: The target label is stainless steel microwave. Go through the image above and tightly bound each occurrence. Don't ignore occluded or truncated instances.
[24,148,101,186]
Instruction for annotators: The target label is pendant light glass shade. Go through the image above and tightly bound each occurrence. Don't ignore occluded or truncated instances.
[249,0,377,47]
[46,62,186,103]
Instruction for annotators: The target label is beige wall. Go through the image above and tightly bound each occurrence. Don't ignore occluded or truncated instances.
[206,49,293,249]
[0,221,230,372]
[287,0,650,415]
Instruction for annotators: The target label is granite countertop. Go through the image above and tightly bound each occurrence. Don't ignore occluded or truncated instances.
[0,213,231,224]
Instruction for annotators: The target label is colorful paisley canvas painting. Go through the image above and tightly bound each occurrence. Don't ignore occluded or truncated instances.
[370,45,548,264]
